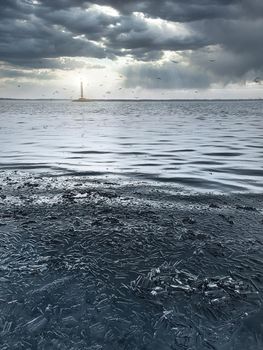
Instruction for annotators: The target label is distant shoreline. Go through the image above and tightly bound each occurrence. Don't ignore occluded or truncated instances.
[0,98,262,102]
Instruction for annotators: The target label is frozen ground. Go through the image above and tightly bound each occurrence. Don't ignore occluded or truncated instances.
[0,171,262,349]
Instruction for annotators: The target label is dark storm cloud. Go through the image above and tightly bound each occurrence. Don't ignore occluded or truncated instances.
[0,0,262,88]
[122,62,212,89]
[0,16,106,61]
[106,13,210,52]
[37,5,119,40]
[0,1,106,68]
[183,17,263,84]
[0,58,105,71]
[39,0,262,22]
[0,67,56,80]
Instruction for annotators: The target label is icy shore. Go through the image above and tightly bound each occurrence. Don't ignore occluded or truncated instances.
[0,172,262,349]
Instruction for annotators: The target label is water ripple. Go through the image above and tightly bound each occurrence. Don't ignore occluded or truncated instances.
[0,100,262,193]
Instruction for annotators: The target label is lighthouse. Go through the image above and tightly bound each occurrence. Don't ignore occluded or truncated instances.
[81,81,84,99]
[73,81,89,102]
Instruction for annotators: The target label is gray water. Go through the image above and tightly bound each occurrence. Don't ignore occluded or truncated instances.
[0,100,262,192]
[1,101,263,349]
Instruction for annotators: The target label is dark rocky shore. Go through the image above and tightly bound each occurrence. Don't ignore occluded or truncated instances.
[0,171,262,350]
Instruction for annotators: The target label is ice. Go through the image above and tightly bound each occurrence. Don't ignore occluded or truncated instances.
[25,315,48,334]
[62,316,78,327]
[89,322,106,340]
[31,277,73,299]
[0,172,262,349]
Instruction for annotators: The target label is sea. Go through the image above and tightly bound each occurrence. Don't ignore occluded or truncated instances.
[1,100,263,349]
[0,99,262,193]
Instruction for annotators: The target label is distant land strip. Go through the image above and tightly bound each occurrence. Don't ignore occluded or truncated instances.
[0,98,262,102]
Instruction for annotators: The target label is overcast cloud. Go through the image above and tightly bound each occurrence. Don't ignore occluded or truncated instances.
[0,0,262,97]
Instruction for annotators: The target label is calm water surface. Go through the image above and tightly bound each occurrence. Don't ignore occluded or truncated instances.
[0,100,262,192]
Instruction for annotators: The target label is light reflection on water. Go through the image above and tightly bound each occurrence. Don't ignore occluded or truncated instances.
[0,100,262,192]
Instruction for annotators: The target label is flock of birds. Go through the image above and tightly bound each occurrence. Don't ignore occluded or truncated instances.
[14,58,262,98]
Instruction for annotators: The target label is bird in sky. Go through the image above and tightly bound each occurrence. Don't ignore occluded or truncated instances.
[254,77,261,83]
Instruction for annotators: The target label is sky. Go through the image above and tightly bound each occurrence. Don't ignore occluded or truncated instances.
[0,0,263,99]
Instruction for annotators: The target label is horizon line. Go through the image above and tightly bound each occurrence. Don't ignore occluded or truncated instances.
[0,98,262,102]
